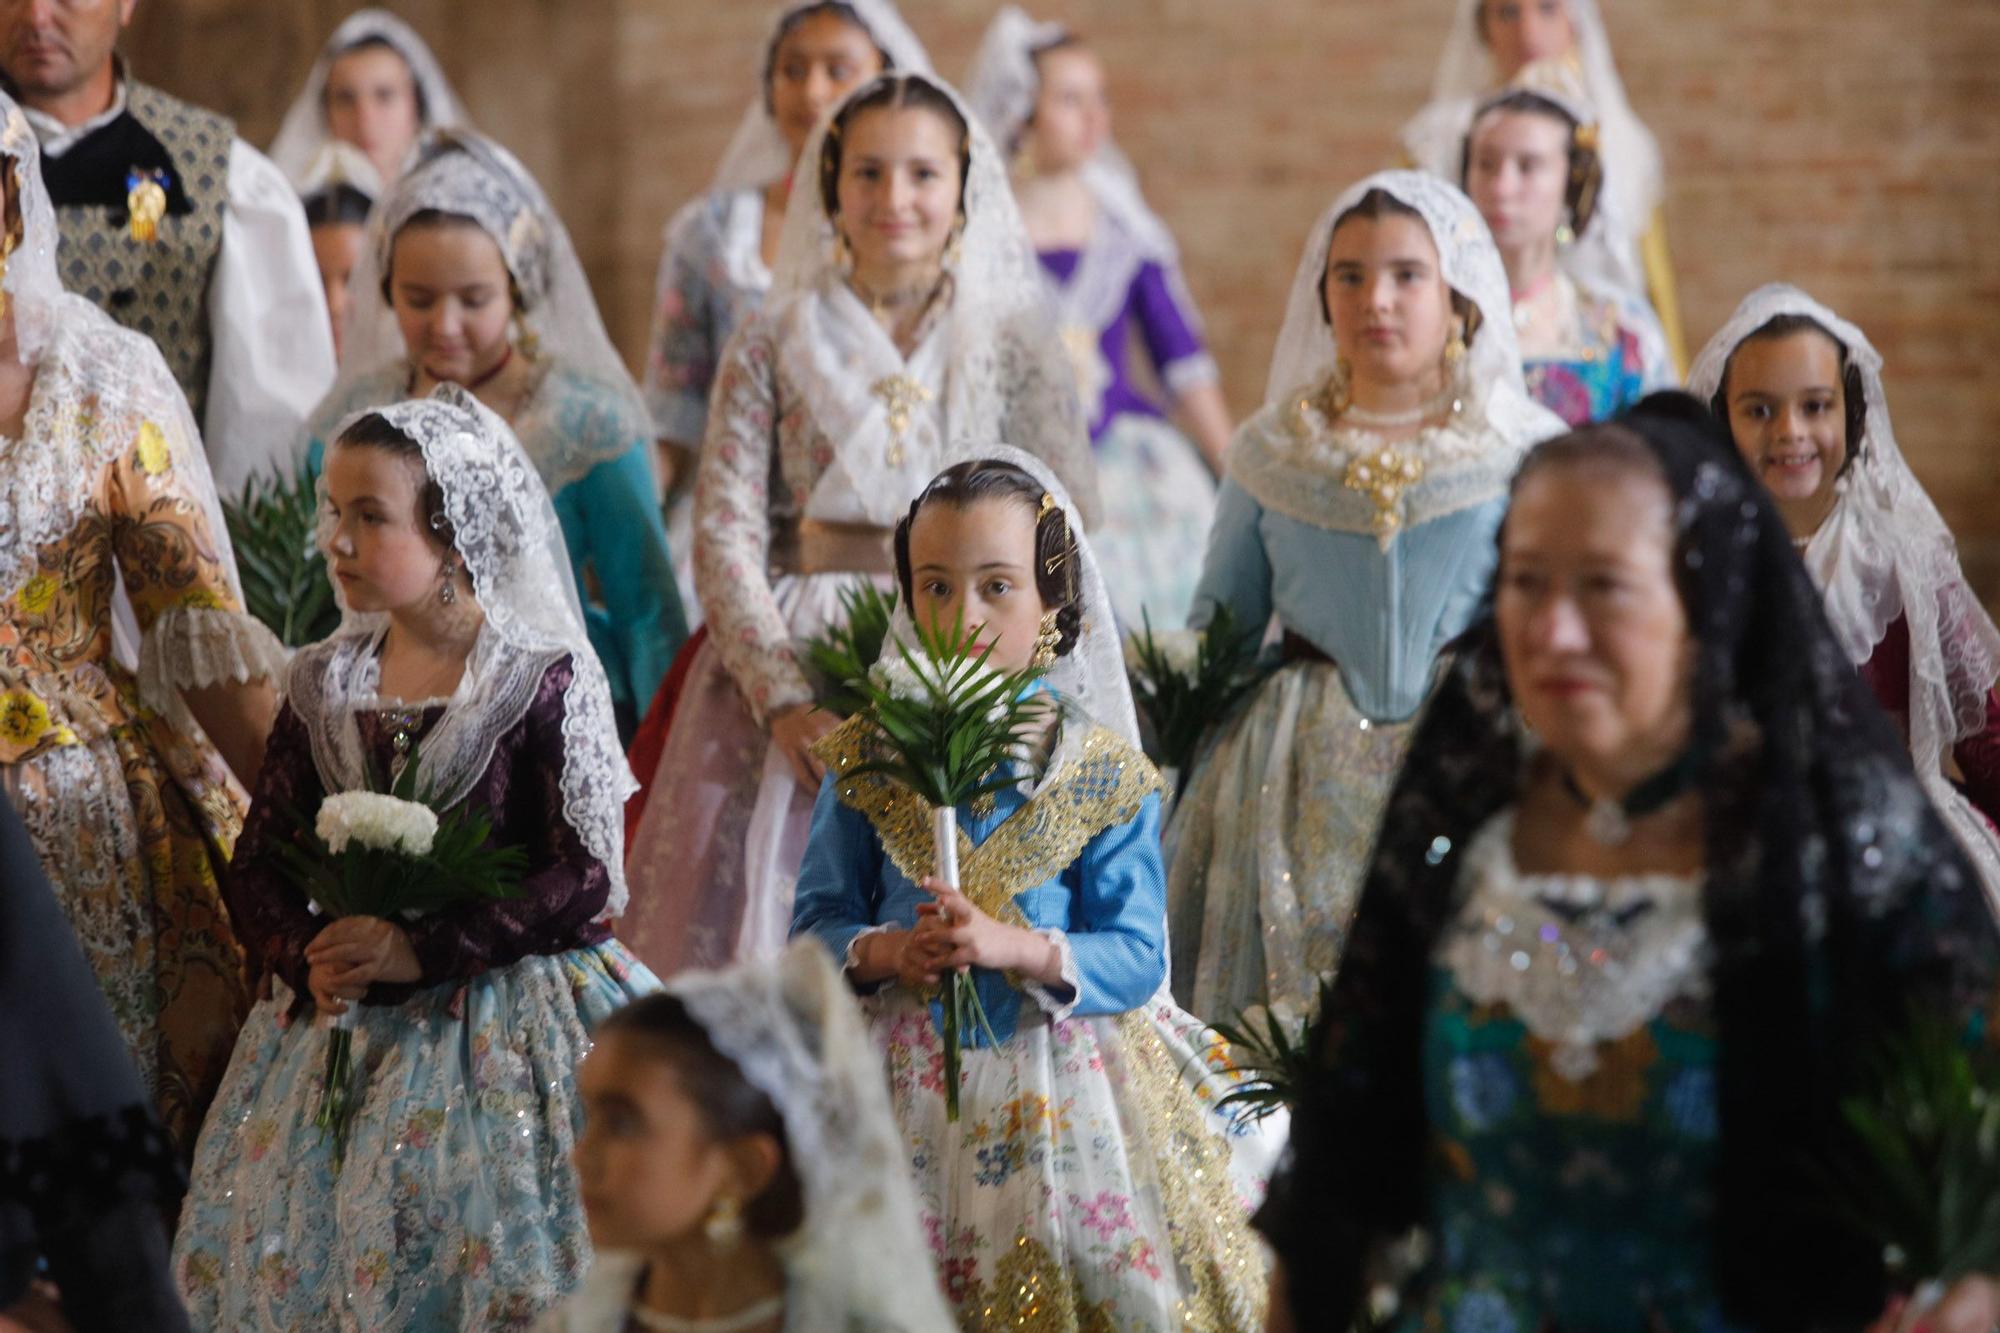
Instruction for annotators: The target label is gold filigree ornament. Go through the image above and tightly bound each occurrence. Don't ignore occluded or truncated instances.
[125,168,169,243]
[1344,445,1427,547]
[870,373,934,469]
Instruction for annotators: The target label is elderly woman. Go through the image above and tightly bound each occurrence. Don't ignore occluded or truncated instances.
[1255,397,1999,1330]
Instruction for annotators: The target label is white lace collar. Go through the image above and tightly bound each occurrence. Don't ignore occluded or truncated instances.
[1438,809,1710,1081]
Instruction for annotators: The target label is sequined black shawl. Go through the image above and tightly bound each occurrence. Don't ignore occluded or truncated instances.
[1254,395,2000,1328]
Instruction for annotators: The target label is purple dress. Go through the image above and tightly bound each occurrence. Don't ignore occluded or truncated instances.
[1038,209,1219,630]
[174,655,659,1330]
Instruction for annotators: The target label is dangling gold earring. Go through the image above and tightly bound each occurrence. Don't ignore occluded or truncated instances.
[1443,321,1467,368]
[1031,609,1062,668]
[1012,141,1037,182]
[511,310,540,362]
[943,214,965,270]
[0,230,16,320]
[832,228,853,275]
[1326,355,1353,416]
[1555,210,1576,248]
[703,1195,744,1251]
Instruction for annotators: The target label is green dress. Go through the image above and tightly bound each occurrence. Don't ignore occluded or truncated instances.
[1404,811,1739,1331]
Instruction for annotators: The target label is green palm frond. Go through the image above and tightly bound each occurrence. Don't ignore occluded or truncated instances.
[800,582,899,716]
[224,459,340,647]
[845,610,1052,810]
[1126,604,1266,777]
[1209,975,1332,1123]
[1813,1010,2000,1284]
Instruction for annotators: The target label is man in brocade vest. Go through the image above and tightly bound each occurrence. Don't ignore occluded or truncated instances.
[0,0,334,495]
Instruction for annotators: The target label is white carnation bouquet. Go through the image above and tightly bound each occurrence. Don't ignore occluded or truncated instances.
[271,744,526,1167]
[842,612,1053,1120]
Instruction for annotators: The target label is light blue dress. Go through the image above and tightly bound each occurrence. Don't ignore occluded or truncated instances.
[307,360,686,722]
[792,735,1170,1045]
[1164,390,1547,1019]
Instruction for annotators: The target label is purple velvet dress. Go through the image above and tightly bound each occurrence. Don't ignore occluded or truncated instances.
[174,655,658,1330]
[1038,209,1219,629]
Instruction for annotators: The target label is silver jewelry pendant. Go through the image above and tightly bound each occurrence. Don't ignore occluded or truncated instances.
[1584,798,1632,846]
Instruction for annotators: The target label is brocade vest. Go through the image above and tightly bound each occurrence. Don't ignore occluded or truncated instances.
[40,82,229,423]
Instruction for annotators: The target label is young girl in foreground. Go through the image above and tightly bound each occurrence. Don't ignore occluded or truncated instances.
[174,386,657,1329]
[792,449,1267,1330]
[540,939,951,1332]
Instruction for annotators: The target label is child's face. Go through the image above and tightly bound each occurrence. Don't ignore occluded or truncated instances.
[572,1030,741,1251]
[834,104,963,277]
[322,443,450,615]
[906,497,1049,671]
[1722,330,1850,514]
[310,220,365,363]
[389,221,515,388]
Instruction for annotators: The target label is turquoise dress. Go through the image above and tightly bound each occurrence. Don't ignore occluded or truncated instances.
[306,360,686,721]
[1406,811,1736,1330]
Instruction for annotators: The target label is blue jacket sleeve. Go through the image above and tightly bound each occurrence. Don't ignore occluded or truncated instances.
[1058,792,1169,1015]
[1189,477,1274,634]
[557,442,687,711]
[790,775,888,982]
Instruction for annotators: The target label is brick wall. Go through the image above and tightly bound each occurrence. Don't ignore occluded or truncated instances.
[129,0,2000,594]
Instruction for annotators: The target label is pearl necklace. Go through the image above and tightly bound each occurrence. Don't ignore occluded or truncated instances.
[1340,387,1459,430]
[627,1293,785,1333]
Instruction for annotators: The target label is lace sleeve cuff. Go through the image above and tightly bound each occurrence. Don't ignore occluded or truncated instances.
[842,922,895,994]
[1163,352,1222,398]
[1019,928,1081,1020]
[137,606,288,716]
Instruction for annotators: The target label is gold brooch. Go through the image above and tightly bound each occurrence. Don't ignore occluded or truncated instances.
[1344,446,1426,545]
[870,374,933,468]
[125,168,168,244]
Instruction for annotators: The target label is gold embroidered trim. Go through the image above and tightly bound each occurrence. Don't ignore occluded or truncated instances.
[1114,1011,1270,1330]
[817,714,1164,928]
[957,1231,1116,1333]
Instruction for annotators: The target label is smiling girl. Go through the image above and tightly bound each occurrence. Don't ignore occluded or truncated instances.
[1691,284,2000,913]
[1164,171,1565,1021]
[623,73,1097,980]
[644,3,927,529]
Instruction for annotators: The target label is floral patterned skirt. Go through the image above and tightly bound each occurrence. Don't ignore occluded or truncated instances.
[1163,661,1416,1021]
[622,571,884,978]
[1092,413,1217,633]
[3,716,249,1155]
[172,942,658,1332]
[868,988,1268,1332]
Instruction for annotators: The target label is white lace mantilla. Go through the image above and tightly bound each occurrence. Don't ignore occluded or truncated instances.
[664,940,953,1332]
[308,386,638,918]
[1438,810,1710,1081]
